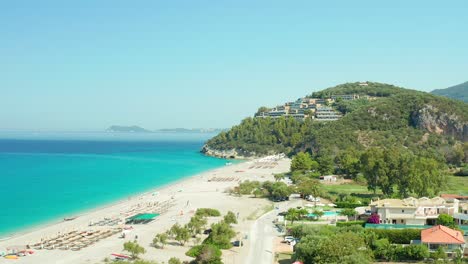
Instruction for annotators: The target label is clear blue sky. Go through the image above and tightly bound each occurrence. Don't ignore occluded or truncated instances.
[1,0,467,131]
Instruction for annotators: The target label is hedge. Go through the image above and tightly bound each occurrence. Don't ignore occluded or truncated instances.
[336,221,366,227]
[370,229,421,244]
[335,202,367,208]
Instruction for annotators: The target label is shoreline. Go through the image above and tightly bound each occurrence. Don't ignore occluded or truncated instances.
[0,160,237,241]
[0,155,290,264]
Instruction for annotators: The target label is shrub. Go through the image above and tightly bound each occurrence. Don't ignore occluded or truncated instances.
[368,229,421,244]
[335,202,367,208]
[367,213,380,224]
[195,208,221,217]
[336,220,366,227]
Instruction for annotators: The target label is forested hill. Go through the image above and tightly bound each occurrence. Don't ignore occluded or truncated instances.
[431,81,468,102]
[202,82,468,167]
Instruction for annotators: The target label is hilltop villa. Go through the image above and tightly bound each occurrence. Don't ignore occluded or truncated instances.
[369,197,459,225]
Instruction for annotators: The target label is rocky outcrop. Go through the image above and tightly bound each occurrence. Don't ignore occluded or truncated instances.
[201,145,272,159]
[411,105,467,142]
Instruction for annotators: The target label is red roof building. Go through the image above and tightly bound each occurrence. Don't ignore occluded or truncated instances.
[421,225,465,254]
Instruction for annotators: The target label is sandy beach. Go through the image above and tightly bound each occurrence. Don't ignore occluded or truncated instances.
[0,156,291,264]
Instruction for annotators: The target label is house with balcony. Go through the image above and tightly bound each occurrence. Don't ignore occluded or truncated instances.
[421,225,465,257]
[369,197,459,226]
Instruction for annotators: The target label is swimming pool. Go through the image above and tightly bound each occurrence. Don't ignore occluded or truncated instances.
[308,211,340,217]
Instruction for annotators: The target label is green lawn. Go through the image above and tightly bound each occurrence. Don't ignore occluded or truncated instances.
[444,175,468,195]
[321,182,372,195]
[322,175,468,197]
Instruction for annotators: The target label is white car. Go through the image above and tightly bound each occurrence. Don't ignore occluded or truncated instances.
[284,236,295,244]
[306,196,321,202]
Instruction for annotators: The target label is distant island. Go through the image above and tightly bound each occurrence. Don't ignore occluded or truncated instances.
[106,125,225,133]
[106,125,151,133]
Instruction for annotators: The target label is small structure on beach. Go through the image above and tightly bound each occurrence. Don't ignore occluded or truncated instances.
[125,213,160,224]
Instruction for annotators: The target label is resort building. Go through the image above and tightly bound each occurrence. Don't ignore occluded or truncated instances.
[255,94,359,121]
[421,225,465,257]
[369,197,459,225]
[315,107,342,121]
[331,94,360,101]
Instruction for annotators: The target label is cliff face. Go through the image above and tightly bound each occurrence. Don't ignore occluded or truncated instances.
[411,104,468,142]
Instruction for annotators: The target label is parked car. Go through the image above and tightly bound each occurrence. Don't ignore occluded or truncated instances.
[203,229,212,235]
[231,240,243,247]
[283,236,295,244]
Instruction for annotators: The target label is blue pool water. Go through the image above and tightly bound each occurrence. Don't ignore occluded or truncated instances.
[308,211,340,217]
[0,132,228,236]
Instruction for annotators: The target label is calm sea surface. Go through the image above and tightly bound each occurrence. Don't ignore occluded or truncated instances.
[0,132,227,236]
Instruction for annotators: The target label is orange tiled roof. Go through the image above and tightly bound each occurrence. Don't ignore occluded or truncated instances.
[440,194,468,200]
[421,225,465,244]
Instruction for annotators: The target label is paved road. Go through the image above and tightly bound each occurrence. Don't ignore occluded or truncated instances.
[245,199,303,264]
[245,209,278,264]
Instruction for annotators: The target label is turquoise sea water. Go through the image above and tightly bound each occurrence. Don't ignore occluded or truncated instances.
[0,132,228,237]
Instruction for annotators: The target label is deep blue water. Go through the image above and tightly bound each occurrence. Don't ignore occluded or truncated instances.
[0,132,227,236]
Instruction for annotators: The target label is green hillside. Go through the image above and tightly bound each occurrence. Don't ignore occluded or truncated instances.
[204,82,468,167]
[431,81,468,102]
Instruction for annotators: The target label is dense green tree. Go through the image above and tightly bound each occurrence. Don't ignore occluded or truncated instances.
[317,155,335,175]
[436,214,455,228]
[203,221,236,249]
[294,232,373,264]
[187,216,207,236]
[169,224,191,246]
[123,241,146,259]
[296,179,321,206]
[273,173,285,182]
[291,152,314,171]
[223,211,238,225]
[340,208,358,221]
[152,233,168,249]
[336,148,361,177]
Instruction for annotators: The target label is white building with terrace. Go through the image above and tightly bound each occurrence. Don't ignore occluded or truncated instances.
[369,197,459,226]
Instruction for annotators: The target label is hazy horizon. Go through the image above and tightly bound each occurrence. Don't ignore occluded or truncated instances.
[1,1,467,131]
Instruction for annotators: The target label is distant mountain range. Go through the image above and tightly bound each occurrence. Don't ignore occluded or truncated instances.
[106,126,225,133]
[431,81,468,102]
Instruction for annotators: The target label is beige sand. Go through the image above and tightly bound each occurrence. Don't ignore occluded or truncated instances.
[0,157,290,264]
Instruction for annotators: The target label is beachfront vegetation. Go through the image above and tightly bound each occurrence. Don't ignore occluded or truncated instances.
[187,215,208,237]
[231,180,294,200]
[152,233,168,249]
[195,208,221,217]
[167,257,183,264]
[223,211,237,225]
[169,223,191,246]
[203,220,236,249]
[123,241,146,259]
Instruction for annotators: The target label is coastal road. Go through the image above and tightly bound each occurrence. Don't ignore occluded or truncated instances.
[245,209,278,264]
[245,198,303,264]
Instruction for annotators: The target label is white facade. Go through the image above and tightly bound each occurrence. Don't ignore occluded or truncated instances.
[370,197,459,225]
